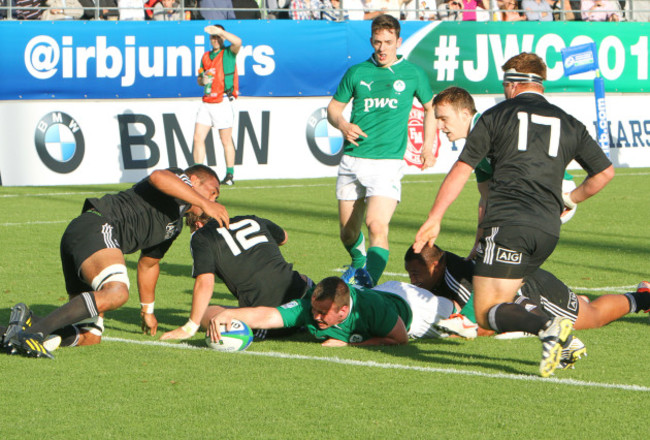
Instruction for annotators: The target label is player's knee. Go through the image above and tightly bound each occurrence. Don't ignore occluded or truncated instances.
[95,281,130,311]
[365,219,388,240]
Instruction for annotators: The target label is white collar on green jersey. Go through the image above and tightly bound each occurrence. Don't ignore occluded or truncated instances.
[370,54,405,69]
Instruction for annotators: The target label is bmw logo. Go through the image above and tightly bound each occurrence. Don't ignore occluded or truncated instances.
[305,107,344,166]
[34,111,85,174]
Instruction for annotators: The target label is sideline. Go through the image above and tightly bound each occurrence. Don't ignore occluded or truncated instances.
[103,336,650,393]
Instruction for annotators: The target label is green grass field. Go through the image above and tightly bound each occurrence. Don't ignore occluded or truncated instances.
[1,169,648,439]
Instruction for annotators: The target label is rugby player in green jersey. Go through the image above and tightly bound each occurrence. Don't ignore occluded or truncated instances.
[203,276,453,347]
[327,14,436,288]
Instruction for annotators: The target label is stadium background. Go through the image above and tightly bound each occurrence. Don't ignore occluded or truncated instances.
[1,20,649,185]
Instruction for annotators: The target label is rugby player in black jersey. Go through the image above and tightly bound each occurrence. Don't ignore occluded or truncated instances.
[160,212,313,341]
[2,165,227,358]
[405,244,650,368]
[415,52,614,376]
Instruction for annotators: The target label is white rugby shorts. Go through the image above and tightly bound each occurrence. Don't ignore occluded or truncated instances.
[195,99,236,129]
[373,281,454,339]
[336,155,405,202]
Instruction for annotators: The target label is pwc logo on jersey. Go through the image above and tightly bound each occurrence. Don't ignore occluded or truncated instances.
[363,97,398,112]
[281,300,300,309]
[495,247,522,265]
[305,107,344,166]
[34,111,85,174]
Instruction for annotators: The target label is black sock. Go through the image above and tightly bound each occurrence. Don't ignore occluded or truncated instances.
[29,292,99,336]
[488,302,549,334]
[624,290,650,313]
[52,325,81,347]
[514,296,549,318]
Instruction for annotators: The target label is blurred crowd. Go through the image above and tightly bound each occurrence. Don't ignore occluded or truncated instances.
[1,0,647,22]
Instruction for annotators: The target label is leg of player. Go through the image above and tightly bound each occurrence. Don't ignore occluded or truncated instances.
[574,283,650,330]
[8,249,130,358]
[218,127,236,185]
[338,198,367,282]
[192,122,212,165]
[474,276,571,377]
[364,195,398,286]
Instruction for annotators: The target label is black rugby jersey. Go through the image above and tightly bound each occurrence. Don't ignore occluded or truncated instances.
[430,252,475,309]
[190,216,305,307]
[459,92,611,237]
[82,168,191,257]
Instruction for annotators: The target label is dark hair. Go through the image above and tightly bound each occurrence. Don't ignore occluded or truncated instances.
[404,243,445,267]
[371,14,401,38]
[184,164,219,184]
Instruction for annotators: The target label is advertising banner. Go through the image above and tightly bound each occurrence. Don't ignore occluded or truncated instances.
[1,21,649,100]
[1,94,648,186]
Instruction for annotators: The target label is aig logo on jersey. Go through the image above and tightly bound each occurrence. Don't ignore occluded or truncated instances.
[495,247,522,265]
[34,112,85,174]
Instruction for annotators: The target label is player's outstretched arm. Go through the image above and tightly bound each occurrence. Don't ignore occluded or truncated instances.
[414,161,474,253]
[149,169,229,227]
[137,255,161,336]
[206,307,284,343]
[160,273,216,341]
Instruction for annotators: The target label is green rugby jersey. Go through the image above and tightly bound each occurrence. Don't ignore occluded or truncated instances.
[333,55,433,159]
[276,285,412,343]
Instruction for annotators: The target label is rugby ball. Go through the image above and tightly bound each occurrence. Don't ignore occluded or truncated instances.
[560,179,577,224]
[205,319,253,352]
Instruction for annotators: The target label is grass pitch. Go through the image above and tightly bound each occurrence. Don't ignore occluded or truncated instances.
[1,169,648,439]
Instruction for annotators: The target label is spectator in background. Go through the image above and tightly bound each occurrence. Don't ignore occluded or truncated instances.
[437,0,463,19]
[266,0,290,18]
[581,0,621,20]
[289,0,316,18]
[522,0,553,19]
[459,0,488,20]
[41,0,84,18]
[344,0,383,19]
[500,0,525,19]
[200,0,236,19]
[233,0,261,17]
[625,0,650,21]
[152,0,181,19]
[79,0,119,19]
[14,0,46,19]
[321,0,345,19]
[118,0,145,19]
[549,0,575,19]
[365,0,402,19]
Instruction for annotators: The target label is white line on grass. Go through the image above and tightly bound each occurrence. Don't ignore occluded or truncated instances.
[2,170,649,199]
[103,336,650,393]
[0,220,68,227]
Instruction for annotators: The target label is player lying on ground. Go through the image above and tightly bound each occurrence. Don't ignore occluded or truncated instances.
[203,276,453,346]
[405,243,650,367]
[160,212,313,341]
[1,165,227,359]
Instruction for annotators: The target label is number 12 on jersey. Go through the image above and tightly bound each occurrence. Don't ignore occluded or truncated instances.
[217,219,268,256]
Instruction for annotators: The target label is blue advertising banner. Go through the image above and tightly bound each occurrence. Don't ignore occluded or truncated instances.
[1,21,649,100]
[1,20,426,100]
